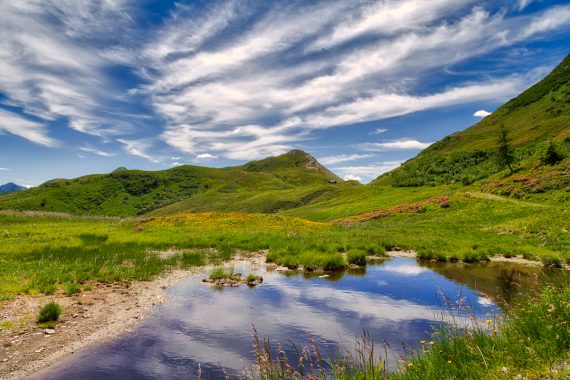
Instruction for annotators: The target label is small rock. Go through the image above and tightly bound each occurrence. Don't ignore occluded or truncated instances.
[2,342,12,348]
[34,348,44,353]
[44,329,55,335]
[72,314,79,319]
[318,274,329,278]
[1,358,7,362]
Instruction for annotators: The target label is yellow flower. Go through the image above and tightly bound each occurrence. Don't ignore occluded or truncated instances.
[547,308,554,313]
[407,363,413,367]
[420,340,426,345]
[429,341,435,345]
[493,329,497,333]
[486,319,493,324]
[448,360,452,364]
[423,350,428,353]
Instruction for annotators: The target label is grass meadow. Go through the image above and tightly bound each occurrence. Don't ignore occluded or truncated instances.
[0,189,568,298]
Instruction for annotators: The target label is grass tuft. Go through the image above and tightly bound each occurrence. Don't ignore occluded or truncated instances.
[37,302,62,324]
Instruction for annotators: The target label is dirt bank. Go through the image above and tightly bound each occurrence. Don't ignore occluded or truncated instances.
[0,254,265,380]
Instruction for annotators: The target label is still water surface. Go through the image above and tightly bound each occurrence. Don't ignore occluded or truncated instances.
[35,257,546,379]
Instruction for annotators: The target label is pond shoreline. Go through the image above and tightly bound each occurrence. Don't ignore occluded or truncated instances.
[0,254,265,380]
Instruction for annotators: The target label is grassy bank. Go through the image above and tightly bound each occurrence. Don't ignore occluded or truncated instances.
[0,189,568,297]
[394,285,570,379]
[246,284,570,379]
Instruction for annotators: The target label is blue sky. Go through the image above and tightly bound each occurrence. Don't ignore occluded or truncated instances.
[0,0,569,185]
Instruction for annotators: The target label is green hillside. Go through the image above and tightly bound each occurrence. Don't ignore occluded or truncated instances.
[380,54,570,188]
[0,150,341,216]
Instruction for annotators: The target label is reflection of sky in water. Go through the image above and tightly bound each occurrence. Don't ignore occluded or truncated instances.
[34,258,499,380]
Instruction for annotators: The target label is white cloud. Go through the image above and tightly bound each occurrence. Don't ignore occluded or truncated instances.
[0,168,11,171]
[318,154,374,165]
[519,6,570,39]
[195,153,218,160]
[356,139,432,151]
[172,161,183,167]
[2,1,570,162]
[518,0,533,11]
[370,128,388,135]
[117,138,160,163]
[0,1,144,142]
[79,146,116,157]
[0,109,58,146]
[343,174,362,182]
[331,161,403,183]
[171,156,182,160]
[473,109,492,118]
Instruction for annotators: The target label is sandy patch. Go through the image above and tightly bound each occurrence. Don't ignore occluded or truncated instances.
[0,253,266,380]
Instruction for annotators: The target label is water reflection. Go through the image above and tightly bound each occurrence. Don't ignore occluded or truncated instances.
[35,258,518,380]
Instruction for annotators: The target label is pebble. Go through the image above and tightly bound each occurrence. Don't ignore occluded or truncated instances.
[43,329,55,335]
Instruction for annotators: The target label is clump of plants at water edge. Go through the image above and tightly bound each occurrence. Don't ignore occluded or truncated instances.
[246,327,386,380]
[347,249,367,266]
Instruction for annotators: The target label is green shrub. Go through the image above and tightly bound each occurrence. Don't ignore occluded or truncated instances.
[541,254,562,268]
[64,283,81,296]
[347,250,367,266]
[37,302,61,323]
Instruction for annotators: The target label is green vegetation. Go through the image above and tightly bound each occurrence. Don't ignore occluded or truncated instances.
[395,285,570,380]
[0,150,341,217]
[347,250,367,266]
[247,285,570,379]
[37,302,62,324]
[209,267,241,281]
[1,188,568,298]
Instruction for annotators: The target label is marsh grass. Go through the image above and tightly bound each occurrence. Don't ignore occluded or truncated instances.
[247,328,386,380]
[209,267,241,281]
[347,250,367,266]
[244,284,569,379]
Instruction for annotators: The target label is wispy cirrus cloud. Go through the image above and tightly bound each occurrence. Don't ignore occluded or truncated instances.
[0,168,11,171]
[330,161,403,183]
[0,109,58,147]
[138,2,570,160]
[1,1,570,165]
[355,139,432,152]
[318,154,374,165]
[0,1,145,144]
[79,146,116,157]
[117,138,160,163]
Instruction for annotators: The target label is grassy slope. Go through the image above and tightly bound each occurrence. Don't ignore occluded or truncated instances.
[0,150,341,216]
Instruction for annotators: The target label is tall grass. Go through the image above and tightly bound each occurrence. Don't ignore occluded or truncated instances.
[245,284,570,379]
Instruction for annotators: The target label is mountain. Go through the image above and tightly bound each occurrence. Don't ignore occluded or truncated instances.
[1,55,568,219]
[378,53,570,188]
[0,150,342,216]
[0,182,26,194]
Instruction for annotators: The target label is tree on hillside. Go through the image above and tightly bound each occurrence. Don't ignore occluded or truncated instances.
[541,142,563,165]
[497,125,514,174]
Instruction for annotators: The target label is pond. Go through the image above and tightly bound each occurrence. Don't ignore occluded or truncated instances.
[33,257,551,379]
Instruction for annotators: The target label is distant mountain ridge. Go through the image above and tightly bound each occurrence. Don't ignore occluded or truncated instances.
[0,150,342,216]
[0,182,26,194]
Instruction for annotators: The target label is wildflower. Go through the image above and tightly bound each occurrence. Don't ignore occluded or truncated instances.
[486,319,493,324]
[420,340,426,345]
[423,350,428,353]
[448,360,452,364]
[429,341,435,345]
[407,363,413,367]
[547,308,554,313]
[493,329,497,333]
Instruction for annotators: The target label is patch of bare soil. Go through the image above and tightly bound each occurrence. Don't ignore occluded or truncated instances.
[0,253,266,380]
